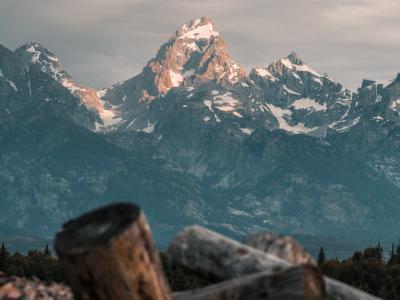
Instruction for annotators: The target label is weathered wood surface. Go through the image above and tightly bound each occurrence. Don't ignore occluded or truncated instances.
[168,226,382,300]
[244,232,316,265]
[173,265,326,300]
[55,203,171,300]
[168,225,289,280]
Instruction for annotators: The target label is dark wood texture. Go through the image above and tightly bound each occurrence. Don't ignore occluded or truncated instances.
[173,265,326,300]
[55,203,171,300]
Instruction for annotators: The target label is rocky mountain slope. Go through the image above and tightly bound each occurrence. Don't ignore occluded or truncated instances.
[1,17,400,251]
[250,52,353,136]
[0,43,97,130]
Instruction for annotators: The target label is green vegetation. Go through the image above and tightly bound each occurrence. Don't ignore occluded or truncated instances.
[317,246,326,265]
[2,241,400,298]
[0,243,210,291]
[0,242,63,282]
[321,242,400,299]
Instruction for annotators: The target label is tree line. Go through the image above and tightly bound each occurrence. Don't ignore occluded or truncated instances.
[2,240,400,298]
[0,242,209,291]
[317,241,400,299]
[0,242,63,282]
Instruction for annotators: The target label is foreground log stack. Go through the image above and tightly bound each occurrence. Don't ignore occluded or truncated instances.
[168,226,382,300]
[1,203,381,300]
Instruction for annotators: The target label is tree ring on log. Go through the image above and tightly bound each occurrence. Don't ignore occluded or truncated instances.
[55,203,141,254]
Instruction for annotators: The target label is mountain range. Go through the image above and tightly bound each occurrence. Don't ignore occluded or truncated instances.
[1,17,400,253]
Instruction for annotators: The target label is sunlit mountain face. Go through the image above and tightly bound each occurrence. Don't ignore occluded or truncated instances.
[1,17,400,253]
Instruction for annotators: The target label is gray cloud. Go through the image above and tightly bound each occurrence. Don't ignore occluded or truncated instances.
[1,0,399,90]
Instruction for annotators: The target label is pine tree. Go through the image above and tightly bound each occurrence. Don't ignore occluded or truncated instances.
[377,242,384,262]
[0,242,9,272]
[388,243,395,265]
[44,243,51,256]
[394,238,400,265]
[317,246,326,265]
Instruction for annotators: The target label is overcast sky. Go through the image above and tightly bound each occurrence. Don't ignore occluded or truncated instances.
[1,0,399,91]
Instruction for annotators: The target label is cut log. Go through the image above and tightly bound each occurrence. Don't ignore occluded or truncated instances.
[168,225,289,280]
[168,226,381,300]
[244,232,316,265]
[55,203,171,300]
[173,265,326,300]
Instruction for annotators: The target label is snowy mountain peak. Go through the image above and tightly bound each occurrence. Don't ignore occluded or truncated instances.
[175,17,219,41]
[101,17,246,108]
[250,53,322,84]
[16,42,67,82]
[269,53,321,78]
[286,52,304,65]
[22,42,59,62]
[150,16,246,90]
[15,42,105,116]
[249,52,353,137]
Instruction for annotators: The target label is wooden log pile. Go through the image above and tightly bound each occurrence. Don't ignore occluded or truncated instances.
[1,203,381,300]
[168,226,382,300]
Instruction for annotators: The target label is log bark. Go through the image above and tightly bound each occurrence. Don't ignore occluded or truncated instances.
[55,203,171,300]
[168,225,289,280]
[244,232,316,265]
[173,265,326,300]
[168,226,381,300]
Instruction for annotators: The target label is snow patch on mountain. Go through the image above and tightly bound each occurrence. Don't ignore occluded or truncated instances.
[96,89,107,99]
[294,64,320,77]
[373,115,384,122]
[213,93,240,112]
[169,70,183,87]
[278,57,320,77]
[142,121,156,133]
[240,128,254,135]
[203,100,213,112]
[265,103,318,134]
[7,80,18,91]
[96,110,121,129]
[335,97,352,106]
[202,93,244,120]
[390,99,400,114]
[335,116,361,133]
[183,69,195,77]
[203,100,222,123]
[62,79,86,94]
[283,85,301,95]
[26,45,41,63]
[291,98,327,112]
[0,68,17,91]
[233,111,243,118]
[178,19,219,41]
[228,207,252,217]
[23,43,65,82]
[227,63,242,84]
